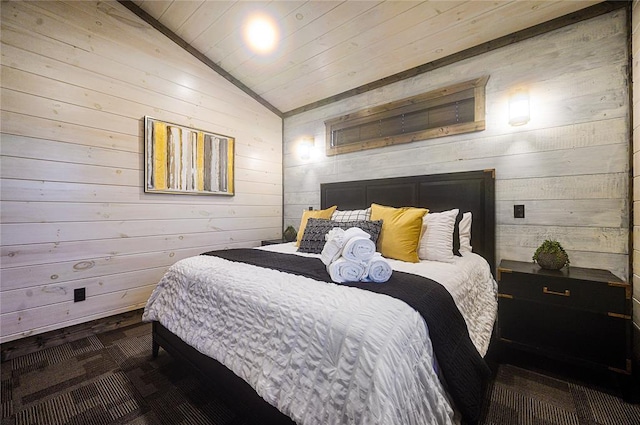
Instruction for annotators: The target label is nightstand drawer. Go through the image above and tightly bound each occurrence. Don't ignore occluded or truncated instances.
[498,270,628,315]
[499,298,629,371]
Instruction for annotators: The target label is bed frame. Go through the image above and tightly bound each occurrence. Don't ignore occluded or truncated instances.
[151,169,496,424]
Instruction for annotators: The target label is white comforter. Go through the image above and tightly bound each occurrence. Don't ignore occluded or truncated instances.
[143,244,497,425]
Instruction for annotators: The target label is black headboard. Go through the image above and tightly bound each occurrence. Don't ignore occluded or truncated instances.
[321,169,496,274]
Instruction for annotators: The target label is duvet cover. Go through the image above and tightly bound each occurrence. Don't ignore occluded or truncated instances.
[143,244,497,425]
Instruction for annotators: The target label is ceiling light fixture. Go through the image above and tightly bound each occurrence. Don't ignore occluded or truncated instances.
[244,14,278,54]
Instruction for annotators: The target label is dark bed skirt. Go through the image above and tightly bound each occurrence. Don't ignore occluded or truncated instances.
[152,321,295,425]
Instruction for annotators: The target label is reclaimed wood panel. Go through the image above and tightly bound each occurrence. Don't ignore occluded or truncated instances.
[496,174,628,201]
[0,247,209,292]
[497,225,628,255]
[0,0,282,343]
[284,113,628,167]
[0,179,281,203]
[283,143,627,194]
[0,201,280,224]
[1,267,169,314]
[1,284,156,339]
[1,217,281,246]
[1,134,140,169]
[1,111,140,152]
[1,228,279,268]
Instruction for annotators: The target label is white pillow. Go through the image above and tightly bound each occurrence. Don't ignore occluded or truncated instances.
[331,208,371,222]
[459,212,472,253]
[418,209,459,262]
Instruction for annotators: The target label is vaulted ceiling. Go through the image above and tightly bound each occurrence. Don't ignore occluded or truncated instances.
[128,0,607,116]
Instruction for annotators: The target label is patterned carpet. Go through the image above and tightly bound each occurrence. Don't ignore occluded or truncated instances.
[1,322,639,425]
[481,363,640,425]
[1,323,244,425]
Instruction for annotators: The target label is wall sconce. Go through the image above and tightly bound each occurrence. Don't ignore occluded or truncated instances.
[297,137,314,160]
[509,89,530,126]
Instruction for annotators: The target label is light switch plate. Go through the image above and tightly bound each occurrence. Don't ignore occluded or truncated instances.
[514,204,525,218]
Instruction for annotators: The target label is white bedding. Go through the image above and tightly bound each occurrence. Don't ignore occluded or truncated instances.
[143,244,497,425]
[263,242,497,357]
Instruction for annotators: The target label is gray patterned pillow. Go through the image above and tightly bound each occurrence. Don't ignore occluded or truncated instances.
[297,218,383,254]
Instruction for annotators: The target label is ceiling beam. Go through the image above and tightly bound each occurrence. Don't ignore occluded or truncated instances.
[117,0,283,118]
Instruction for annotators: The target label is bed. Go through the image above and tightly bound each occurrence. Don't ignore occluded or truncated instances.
[144,169,497,425]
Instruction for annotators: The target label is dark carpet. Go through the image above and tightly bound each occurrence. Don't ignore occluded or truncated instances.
[1,322,639,425]
[481,361,640,425]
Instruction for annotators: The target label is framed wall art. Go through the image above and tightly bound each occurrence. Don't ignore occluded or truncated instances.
[144,116,234,195]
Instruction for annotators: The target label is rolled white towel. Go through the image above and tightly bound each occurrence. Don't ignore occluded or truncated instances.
[342,227,370,242]
[327,257,367,283]
[321,228,346,265]
[341,236,376,263]
[363,253,393,283]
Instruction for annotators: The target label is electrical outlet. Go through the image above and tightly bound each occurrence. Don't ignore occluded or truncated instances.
[74,287,86,302]
[514,204,525,219]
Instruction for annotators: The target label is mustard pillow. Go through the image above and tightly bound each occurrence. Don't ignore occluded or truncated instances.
[370,203,428,262]
[295,206,337,246]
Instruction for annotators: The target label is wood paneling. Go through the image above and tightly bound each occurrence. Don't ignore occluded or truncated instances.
[631,0,639,361]
[0,0,282,343]
[132,0,604,113]
[283,10,630,282]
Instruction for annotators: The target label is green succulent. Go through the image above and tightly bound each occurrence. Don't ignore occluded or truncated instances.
[532,239,570,268]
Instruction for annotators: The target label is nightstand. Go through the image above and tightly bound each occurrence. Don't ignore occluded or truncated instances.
[497,259,632,374]
[261,239,286,246]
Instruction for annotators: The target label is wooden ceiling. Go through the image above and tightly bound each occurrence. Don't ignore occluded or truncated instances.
[129,1,607,116]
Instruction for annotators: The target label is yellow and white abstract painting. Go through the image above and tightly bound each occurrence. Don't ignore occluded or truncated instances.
[144,116,234,195]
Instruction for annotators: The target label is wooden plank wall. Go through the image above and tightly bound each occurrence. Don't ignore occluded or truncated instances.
[0,0,283,343]
[284,11,630,281]
[632,0,639,362]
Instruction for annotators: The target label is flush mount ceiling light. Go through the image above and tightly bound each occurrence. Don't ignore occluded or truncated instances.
[244,13,278,54]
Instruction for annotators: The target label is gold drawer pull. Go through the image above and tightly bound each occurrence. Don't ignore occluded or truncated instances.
[543,287,570,297]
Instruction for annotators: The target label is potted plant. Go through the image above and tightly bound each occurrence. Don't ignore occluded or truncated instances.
[283,225,297,242]
[532,240,570,270]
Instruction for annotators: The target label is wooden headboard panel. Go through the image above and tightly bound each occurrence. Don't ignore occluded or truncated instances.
[321,169,496,274]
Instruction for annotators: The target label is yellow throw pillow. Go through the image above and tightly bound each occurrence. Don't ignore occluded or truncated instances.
[370,203,428,262]
[295,206,337,246]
